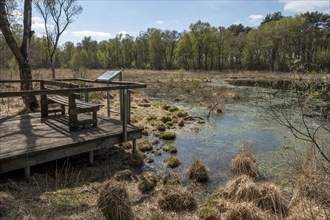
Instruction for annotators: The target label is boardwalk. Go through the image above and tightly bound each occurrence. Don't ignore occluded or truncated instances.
[0,113,142,176]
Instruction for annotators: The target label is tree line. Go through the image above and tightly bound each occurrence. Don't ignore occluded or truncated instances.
[1,11,329,74]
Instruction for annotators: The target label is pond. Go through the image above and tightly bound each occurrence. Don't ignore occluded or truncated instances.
[143,80,327,191]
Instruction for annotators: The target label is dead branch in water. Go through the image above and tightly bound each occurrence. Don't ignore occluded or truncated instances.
[207,102,219,119]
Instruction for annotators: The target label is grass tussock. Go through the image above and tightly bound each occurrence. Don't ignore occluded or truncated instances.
[162,144,177,154]
[188,159,209,183]
[128,154,144,167]
[163,173,181,186]
[158,186,197,212]
[287,198,330,220]
[296,173,330,207]
[257,183,288,216]
[233,180,261,202]
[0,192,16,219]
[222,175,254,200]
[137,141,153,152]
[138,171,158,194]
[231,149,259,179]
[222,202,270,220]
[198,199,220,220]
[160,131,176,140]
[97,180,134,220]
[114,169,132,181]
[165,156,181,168]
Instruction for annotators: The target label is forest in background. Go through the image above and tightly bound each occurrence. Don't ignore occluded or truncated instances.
[1,11,329,73]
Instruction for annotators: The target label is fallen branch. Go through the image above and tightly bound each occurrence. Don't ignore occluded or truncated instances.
[183,115,204,121]
[207,102,219,119]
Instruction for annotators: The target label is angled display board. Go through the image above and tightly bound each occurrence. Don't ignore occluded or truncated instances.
[96,70,122,82]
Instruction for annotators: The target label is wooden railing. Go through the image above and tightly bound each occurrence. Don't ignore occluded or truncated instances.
[0,78,146,141]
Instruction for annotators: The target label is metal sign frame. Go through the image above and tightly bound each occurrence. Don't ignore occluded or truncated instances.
[96,70,123,118]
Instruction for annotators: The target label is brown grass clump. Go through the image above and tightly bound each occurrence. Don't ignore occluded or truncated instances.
[97,181,134,220]
[287,198,330,220]
[222,175,254,200]
[137,141,153,152]
[231,149,259,179]
[198,199,220,220]
[128,154,144,167]
[222,202,269,220]
[114,169,132,181]
[162,144,177,154]
[257,183,288,216]
[0,192,16,219]
[188,159,209,183]
[234,180,261,202]
[163,172,181,185]
[138,171,158,194]
[296,173,330,207]
[158,186,197,212]
[216,198,230,213]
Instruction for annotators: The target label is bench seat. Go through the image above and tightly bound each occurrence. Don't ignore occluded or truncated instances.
[40,80,104,130]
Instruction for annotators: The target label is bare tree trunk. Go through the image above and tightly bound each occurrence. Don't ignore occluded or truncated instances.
[0,0,38,111]
[51,57,56,78]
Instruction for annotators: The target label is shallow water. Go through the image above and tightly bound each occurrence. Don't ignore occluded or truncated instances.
[143,80,326,190]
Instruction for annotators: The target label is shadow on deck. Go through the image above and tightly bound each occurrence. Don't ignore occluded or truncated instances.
[0,113,142,176]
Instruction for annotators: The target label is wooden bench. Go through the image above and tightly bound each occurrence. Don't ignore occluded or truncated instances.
[40,80,103,129]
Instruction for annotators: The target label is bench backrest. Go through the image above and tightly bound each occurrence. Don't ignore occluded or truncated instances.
[41,80,81,99]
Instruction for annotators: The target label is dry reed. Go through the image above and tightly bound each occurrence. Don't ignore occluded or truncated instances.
[97,180,134,220]
[231,149,259,178]
[222,202,270,220]
[158,186,197,212]
[188,159,209,183]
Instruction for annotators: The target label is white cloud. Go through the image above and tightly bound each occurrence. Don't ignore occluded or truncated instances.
[248,14,264,24]
[233,20,242,25]
[32,16,43,23]
[32,22,45,29]
[117,30,128,36]
[32,16,53,30]
[72,30,112,38]
[279,0,329,13]
[155,20,164,24]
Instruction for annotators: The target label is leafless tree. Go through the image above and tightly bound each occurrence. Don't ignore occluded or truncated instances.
[257,80,330,166]
[34,0,82,78]
[0,0,39,111]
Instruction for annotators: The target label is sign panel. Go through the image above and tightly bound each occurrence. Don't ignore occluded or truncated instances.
[96,70,121,82]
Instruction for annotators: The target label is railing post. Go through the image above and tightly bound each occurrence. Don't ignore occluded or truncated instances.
[122,89,128,142]
[40,80,48,117]
[119,72,123,121]
[128,90,131,124]
[68,92,78,130]
[84,82,88,102]
[107,83,110,117]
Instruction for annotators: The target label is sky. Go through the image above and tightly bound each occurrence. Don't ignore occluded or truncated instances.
[30,0,330,45]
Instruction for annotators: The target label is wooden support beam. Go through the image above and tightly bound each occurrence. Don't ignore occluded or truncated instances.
[132,139,137,155]
[25,156,30,177]
[89,151,94,164]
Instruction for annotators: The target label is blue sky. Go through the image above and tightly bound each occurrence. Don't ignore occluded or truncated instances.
[31,0,330,44]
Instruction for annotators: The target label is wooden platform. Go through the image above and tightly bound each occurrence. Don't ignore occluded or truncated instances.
[0,113,142,175]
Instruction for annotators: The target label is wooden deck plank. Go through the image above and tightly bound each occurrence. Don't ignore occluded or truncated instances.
[0,113,142,174]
